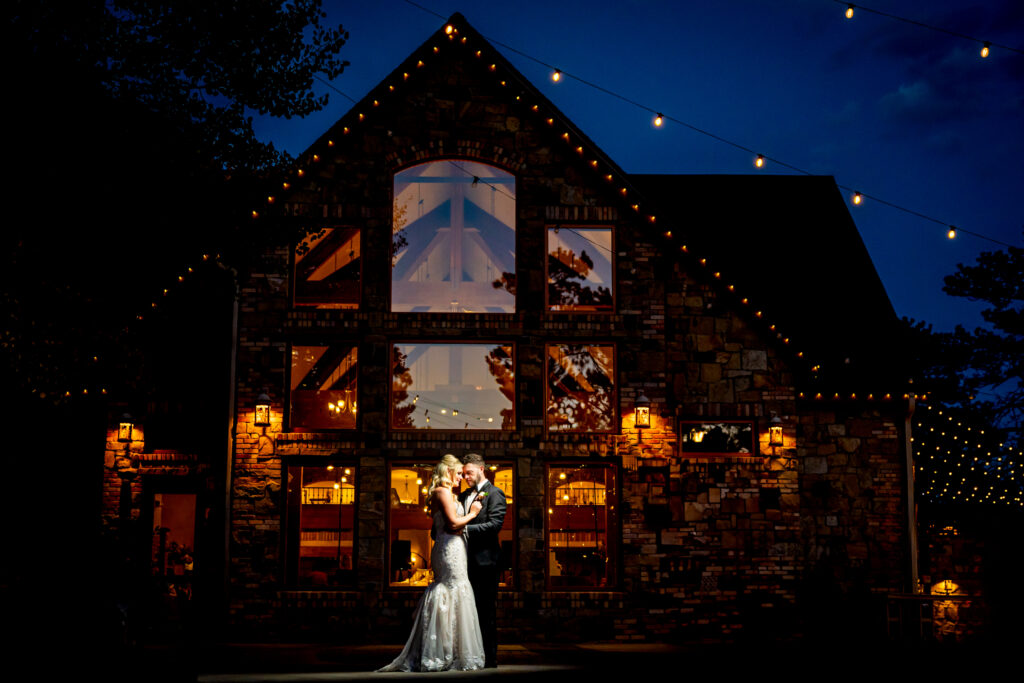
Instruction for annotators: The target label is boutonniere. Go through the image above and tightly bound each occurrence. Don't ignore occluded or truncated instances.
[477,492,489,501]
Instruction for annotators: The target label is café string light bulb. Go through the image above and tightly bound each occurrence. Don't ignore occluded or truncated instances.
[845,4,855,19]
[948,227,957,240]
[852,192,863,205]
[653,113,664,127]
[755,154,765,168]
[551,69,562,83]
[980,42,990,58]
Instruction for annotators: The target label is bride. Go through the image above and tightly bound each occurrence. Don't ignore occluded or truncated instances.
[378,455,486,672]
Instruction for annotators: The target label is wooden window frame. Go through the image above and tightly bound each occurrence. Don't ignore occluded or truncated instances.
[544,342,618,434]
[389,341,516,433]
[286,341,360,433]
[283,457,359,590]
[290,224,362,310]
[678,419,760,458]
[544,460,620,591]
[389,158,518,315]
[544,224,616,314]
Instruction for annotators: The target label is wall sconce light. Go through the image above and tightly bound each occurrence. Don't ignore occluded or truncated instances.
[255,392,272,427]
[769,412,783,448]
[117,413,134,442]
[635,391,651,429]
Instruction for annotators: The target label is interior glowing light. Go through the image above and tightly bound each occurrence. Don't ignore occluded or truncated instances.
[445,24,454,34]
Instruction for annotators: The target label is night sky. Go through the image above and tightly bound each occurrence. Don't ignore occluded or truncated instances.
[254,0,1024,333]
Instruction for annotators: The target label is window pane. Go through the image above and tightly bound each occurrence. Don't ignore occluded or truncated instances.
[294,227,360,309]
[389,461,517,588]
[392,343,514,430]
[389,463,435,586]
[547,464,618,589]
[546,344,615,432]
[392,160,515,312]
[680,421,756,455]
[288,464,356,587]
[547,227,613,312]
[290,345,358,430]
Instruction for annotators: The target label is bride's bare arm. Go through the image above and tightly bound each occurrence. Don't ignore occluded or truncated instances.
[433,488,482,531]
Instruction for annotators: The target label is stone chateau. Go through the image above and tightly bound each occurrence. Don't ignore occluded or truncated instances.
[101,13,916,642]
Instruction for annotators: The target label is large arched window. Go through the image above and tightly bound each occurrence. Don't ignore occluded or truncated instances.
[392,160,515,313]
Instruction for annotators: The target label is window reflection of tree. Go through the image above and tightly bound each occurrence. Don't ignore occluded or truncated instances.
[391,344,515,429]
[547,228,612,312]
[547,345,614,432]
[682,422,753,453]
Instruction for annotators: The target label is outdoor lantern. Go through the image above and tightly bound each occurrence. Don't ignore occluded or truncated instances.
[635,391,651,429]
[769,412,784,448]
[117,413,134,442]
[255,392,272,427]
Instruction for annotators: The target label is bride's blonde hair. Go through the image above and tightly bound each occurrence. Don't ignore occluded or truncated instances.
[428,454,462,497]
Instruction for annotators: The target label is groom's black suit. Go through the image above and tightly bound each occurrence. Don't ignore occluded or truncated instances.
[458,479,506,668]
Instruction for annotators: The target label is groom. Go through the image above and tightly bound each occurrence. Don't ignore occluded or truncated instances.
[455,453,506,668]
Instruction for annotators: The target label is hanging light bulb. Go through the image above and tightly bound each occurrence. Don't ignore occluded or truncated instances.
[653,113,664,127]
[980,42,990,58]
[551,69,562,82]
[852,192,863,205]
[755,154,765,168]
[845,4,855,19]
[948,227,957,239]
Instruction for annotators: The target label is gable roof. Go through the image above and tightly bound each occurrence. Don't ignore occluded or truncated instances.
[276,13,909,394]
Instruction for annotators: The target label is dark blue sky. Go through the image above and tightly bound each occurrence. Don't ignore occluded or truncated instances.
[255,0,1024,333]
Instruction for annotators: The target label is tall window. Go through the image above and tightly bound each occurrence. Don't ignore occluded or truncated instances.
[546,344,616,432]
[285,462,357,587]
[293,227,361,308]
[547,226,613,312]
[389,460,516,588]
[391,343,514,430]
[546,463,618,589]
[290,344,358,430]
[392,160,516,312]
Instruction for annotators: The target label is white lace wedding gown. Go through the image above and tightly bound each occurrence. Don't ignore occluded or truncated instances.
[378,502,485,672]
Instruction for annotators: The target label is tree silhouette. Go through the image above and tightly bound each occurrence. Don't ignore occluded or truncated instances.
[904,237,1022,446]
[547,247,612,311]
[486,345,515,429]
[391,347,416,429]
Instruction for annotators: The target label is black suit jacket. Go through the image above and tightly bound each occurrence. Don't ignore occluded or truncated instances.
[458,480,507,569]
